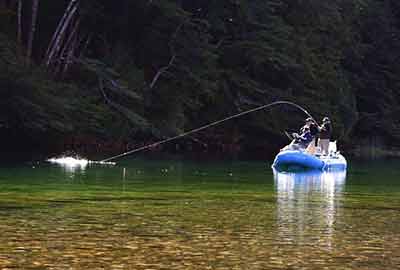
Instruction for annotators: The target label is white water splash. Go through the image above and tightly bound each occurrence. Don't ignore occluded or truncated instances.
[47,157,89,173]
[47,157,116,168]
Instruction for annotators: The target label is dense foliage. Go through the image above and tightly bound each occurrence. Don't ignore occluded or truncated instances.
[1,0,400,157]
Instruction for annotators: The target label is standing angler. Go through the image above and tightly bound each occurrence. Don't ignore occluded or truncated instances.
[319,117,332,155]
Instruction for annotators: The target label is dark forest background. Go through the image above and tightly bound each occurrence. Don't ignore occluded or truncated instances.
[1,0,400,159]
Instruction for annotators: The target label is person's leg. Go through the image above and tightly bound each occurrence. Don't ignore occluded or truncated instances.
[320,139,329,155]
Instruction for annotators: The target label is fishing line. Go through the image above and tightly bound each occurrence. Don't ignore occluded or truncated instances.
[99,101,314,162]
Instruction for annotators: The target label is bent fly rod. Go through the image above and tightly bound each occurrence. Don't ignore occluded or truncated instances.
[99,101,315,163]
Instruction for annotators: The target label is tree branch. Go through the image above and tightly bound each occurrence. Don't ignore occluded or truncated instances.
[148,22,185,89]
[149,55,176,89]
[98,78,110,104]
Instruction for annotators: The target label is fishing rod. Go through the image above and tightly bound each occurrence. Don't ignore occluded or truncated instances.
[99,101,315,162]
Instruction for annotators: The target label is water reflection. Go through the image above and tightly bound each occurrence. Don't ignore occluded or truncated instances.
[274,170,346,250]
[1,161,400,269]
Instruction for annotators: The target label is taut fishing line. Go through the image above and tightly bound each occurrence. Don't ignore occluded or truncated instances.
[99,101,314,163]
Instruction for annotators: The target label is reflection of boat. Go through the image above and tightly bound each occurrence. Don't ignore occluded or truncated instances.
[274,169,346,194]
[274,170,346,250]
[272,150,347,171]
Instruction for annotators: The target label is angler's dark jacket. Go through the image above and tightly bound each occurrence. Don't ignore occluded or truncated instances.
[319,122,332,139]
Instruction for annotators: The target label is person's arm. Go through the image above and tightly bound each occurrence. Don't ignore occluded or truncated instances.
[297,132,311,142]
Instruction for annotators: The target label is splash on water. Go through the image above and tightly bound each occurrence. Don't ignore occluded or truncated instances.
[47,157,116,170]
[48,157,89,167]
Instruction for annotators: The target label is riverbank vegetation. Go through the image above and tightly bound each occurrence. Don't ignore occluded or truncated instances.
[1,0,399,158]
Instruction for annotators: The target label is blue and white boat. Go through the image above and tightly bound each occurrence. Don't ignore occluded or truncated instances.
[272,150,347,171]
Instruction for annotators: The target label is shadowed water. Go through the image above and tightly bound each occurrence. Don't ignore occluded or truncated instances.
[0,159,399,269]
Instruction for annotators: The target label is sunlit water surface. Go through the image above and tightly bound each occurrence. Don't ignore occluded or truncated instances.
[0,159,399,269]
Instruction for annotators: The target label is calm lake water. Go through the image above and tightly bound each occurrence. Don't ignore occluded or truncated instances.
[0,158,399,269]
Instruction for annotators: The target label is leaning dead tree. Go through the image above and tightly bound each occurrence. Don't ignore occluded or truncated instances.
[53,17,81,75]
[44,0,80,69]
[13,0,86,74]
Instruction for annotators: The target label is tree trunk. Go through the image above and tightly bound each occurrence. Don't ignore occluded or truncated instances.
[54,17,80,75]
[17,0,22,45]
[26,0,39,65]
[45,0,79,67]
[45,0,78,57]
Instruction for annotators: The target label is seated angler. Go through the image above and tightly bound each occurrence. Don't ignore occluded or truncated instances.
[294,126,314,149]
[283,119,316,151]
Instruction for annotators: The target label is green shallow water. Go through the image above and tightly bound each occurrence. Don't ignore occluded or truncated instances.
[0,159,399,269]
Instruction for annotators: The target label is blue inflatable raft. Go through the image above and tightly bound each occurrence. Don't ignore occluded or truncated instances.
[272,150,347,171]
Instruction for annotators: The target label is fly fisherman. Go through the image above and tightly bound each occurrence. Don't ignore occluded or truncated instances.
[318,117,332,155]
[283,119,315,151]
[295,126,313,148]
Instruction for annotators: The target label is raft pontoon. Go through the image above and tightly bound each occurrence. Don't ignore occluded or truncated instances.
[272,150,347,171]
